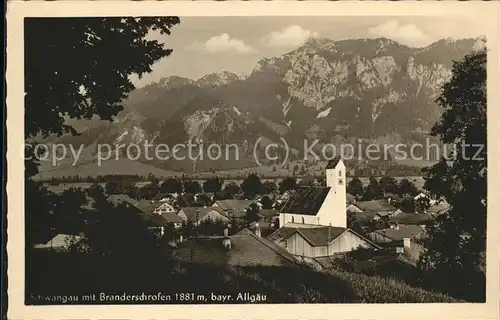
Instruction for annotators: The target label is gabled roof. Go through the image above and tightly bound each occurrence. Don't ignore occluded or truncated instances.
[134,200,164,213]
[107,194,138,206]
[427,202,451,215]
[140,212,183,227]
[260,209,279,218]
[280,186,331,215]
[326,156,342,169]
[370,225,425,242]
[390,213,433,225]
[294,226,347,246]
[174,233,299,267]
[161,212,184,223]
[153,192,177,201]
[268,225,380,249]
[179,206,228,222]
[267,227,299,245]
[354,200,397,213]
[213,200,255,217]
[33,234,83,250]
[351,211,377,223]
[234,228,254,236]
[346,193,356,204]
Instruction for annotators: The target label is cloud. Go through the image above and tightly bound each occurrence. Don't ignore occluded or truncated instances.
[368,19,432,47]
[262,25,319,48]
[189,33,257,54]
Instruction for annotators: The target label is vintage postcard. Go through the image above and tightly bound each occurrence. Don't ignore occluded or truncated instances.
[6,1,500,319]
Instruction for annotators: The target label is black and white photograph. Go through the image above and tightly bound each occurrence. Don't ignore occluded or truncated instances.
[6,1,500,318]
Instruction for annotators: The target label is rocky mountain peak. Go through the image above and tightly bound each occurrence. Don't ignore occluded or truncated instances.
[196,71,241,87]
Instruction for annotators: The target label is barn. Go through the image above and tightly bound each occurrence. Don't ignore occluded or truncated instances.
[269,225,379,258]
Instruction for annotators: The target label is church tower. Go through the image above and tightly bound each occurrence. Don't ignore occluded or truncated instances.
[326,156,346,193]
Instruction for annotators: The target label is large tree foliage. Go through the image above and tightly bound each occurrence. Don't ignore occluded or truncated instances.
[420,50,487,301]
[347,177,364,198]
[25,17,180,295]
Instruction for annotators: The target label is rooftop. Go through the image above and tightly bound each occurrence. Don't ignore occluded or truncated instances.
[280,186,331,216]
[174,233,299,267]
[33,234,83,250]
[370,225,425,242]
[390,213,433,225]
[354,200,397,213]
[179,206,228,222]
[213,199,255,217]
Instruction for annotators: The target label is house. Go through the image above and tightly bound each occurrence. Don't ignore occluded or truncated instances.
[177,207,229,225]
[259,209,279,223]
[140,211,184,235]
[267,157,380,257]
[383,192,403,205]
[173,231,300,269]
[368,224,426,261]
[346,193,356,205]
[135,199,183,236]
[194,192,216,204]
[389,213,433,227]
[153,192,178,202]
[212,199,257,218]
[278,157,347,228]
[427,201,451,216]
[279,190,296,201]
[267,225,379,258]
[33,233,85,252]
[348,200,400,220]
[107,194,139,208]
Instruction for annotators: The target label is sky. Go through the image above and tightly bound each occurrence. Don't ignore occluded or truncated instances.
[130,16,488,88]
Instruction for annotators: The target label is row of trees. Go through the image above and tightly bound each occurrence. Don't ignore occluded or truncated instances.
[347,176,420,201]
[103,174,310,201]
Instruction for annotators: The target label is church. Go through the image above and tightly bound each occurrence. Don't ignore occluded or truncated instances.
[268,157,379,258]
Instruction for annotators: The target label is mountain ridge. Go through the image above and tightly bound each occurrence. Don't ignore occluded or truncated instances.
[37,36,485,176]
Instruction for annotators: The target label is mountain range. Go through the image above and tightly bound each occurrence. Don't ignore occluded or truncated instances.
[37,36,486,178]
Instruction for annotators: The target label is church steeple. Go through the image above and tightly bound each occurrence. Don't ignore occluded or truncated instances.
[326,156,345,192]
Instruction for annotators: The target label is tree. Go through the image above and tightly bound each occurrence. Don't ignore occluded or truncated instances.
[259,195,274,210]
[184,180,202,194]
[362,177,383,200]
[347,177,364,199]
[244,203,261,224]
[279,177,298,194]
[240,174,264,198]
[223,182,241,198]
[379,176,399,194]
[400,197,416,213]
[398,178,418,197]
[87,183,105,200]
[25,18,180,295]
[347,214,366,236]
[419,50,486,302]
[25,17,180,177]
[105,181,122,195]
[203,177,224,193]
[160,178,183,194]
[415,196,431,213]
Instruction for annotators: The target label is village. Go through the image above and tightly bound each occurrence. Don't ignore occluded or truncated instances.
[33,156,450,278]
